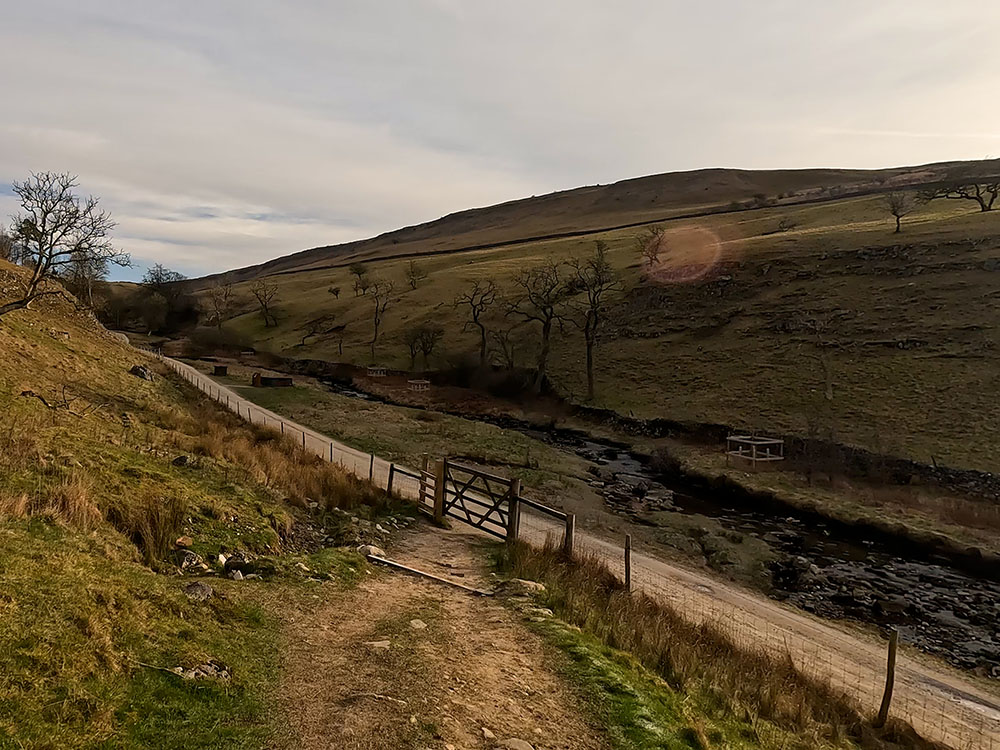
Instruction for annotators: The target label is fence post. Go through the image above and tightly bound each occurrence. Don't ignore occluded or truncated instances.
[874,629,898,728]
[624,534,632,591]
[433,459,446,524]
[330,442,334,462]
[280,421,284,434]
[506,478,521,543]
[368,453,375,481]
[302,431,306,448]
[387,464,396,495]
[563,513,576,557]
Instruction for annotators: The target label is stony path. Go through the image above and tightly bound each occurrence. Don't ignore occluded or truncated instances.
[275,525,608,750]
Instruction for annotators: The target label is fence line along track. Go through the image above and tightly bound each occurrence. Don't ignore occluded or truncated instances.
[142,348,1000,750]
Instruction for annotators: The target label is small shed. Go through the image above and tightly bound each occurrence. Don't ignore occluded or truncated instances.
[213,365,228,376]
[251,373,293,388]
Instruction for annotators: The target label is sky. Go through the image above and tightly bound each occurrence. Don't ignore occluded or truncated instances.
[1,1,998,281]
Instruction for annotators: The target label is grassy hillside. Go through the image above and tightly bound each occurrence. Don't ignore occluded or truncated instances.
[212,189,1000,474]
[192,159,1000,285]
[0,261,389,748]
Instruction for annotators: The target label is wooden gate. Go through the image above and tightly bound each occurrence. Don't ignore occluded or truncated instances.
[438,459,520,540]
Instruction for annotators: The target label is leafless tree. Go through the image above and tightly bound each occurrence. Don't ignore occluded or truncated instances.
[300,313,337,346]
[206,281,235,330]
[367,278,395,359]
[884,191,913,233]
[64,252,109,309]
[403,326,423,369]
[349,262,370,296]
[0,230,15,262]
[417,324,444,367]
[142,263,185,297]
[505,261,573,393]
[489,328,519,370]
[455,278,498,366]
[920,181,999,212]
[405,259,428,290]
[1,172,129,320]
[250,278,279,327]
[635,225,666,267]
[567,241,622,400]
[327,286,341,299]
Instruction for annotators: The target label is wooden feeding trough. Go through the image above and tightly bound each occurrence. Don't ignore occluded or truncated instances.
[213,365,228,376]
[408,379,430,392]
[367,365,387,378]
[726,435,785,470]
[251,372,292,388]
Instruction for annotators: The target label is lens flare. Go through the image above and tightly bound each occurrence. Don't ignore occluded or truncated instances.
[646,225,725,284]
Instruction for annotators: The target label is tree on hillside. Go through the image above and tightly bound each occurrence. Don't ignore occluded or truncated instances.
[0,230,15,262]
[0,172,129,320]
[567,240,622,401]
[403,326,423,369]
[142,263,186,296]
[919,181,999,212]
[405,259,428,290]
[367,278,395,359]
[635,225,665,267]
[139,263,199,333]
[489,327,519,370]
[884,191,914,234]
[327,286,341,299]
[206,281,235,330]
[63,252,109,309]
[505,261,574,393]
[250,278,279,327]
[417,324,444,368]
[349,263,370,296]
[300,313,337,346]
[455,278,498,367]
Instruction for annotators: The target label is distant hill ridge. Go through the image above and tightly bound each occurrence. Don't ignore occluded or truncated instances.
[191,158,1000,287]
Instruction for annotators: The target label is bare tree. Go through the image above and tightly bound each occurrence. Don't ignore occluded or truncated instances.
[349,263,370,296]
[884,192,913,233]
[206,281,235,330]
[455,278,498,367]
[417,324,444,367]
[0,230,14,262]
[405,259,428,290]
[368,278,395,359]
[142,263,186,299]
[64,252,109,309]
[1,172,128,320]
[250,278,279,327]
[567,241,622,400]
[327,286,341,299]
[403,326,423,369]
[635,225,666,267]
[505,261,573,393]
[920,181,999,212]
[489,328,519,370]
[300,313,336,346]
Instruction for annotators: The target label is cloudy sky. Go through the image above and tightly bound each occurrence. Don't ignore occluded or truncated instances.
[1,1,998,280]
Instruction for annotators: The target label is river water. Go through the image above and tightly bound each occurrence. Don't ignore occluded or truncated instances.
[323,380,1000,678]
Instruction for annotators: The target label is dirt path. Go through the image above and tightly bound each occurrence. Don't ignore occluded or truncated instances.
[161,354,1000,749]
[275,525,608,750]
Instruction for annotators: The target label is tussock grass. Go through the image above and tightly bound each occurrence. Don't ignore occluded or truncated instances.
[105,491,187,566]
[0,475,102,531]
[497,541,946,750]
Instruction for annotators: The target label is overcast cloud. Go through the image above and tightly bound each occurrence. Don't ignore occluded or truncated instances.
[1,0,998,279]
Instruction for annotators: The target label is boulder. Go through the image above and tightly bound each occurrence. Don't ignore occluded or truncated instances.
[172,455,190,467]
[129,364,154,381]
[357,544,386,558]
[498,579,546,597]
[182,581,214,602]
[175,535,193,549]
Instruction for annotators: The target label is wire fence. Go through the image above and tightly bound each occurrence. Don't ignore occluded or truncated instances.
[146,348,999,750]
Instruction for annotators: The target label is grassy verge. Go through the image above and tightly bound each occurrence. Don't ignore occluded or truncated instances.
[0,264,395,748]
[495,541,945,750]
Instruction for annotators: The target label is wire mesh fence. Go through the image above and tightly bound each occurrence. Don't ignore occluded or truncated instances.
[149,349,999,750]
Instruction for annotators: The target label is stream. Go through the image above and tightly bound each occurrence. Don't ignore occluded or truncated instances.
[323,379,1000,678]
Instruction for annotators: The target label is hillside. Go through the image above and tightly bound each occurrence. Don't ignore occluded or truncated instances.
[191,158,1000,286]
[189,177,1000,476]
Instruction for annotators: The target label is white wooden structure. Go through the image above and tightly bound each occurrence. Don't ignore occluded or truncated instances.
[726,435,785,470]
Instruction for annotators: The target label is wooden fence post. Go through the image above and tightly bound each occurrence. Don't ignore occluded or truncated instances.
[280,421,284,434]
[302,431,306,448]
[563,513,576,556]
[387,464,396,495]
[506,478,522,543]
[625,534,632,591]
[433,459,446,524]
[368,454,375,481]
[330,442,334,462]
[874,629,898,728]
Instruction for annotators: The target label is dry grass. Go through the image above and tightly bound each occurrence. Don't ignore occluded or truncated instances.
[105,491,187,566]
[498,541,946,750]
[0,475,103,532]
